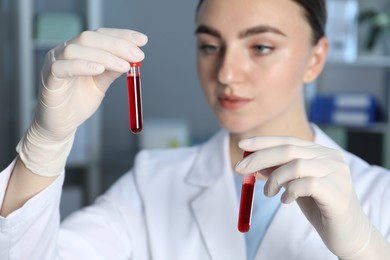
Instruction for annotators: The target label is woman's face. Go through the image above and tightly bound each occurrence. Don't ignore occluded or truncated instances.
[196,0,327,135]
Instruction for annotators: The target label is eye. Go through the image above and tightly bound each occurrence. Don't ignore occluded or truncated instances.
[252,45,273,55]
[199,44,221,55]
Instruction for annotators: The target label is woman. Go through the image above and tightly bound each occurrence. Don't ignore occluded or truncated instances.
[1,0,389,259]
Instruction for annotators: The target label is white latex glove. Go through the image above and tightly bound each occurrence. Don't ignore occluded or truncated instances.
[17,28,148,177]
[235,136,390,259]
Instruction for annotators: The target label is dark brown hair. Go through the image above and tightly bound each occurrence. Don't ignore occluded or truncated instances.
[196,0,327,44]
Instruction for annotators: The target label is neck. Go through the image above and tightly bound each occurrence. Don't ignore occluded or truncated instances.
[229,96,314,171]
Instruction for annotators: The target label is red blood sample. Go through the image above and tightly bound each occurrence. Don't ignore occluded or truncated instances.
[237,151,256,233]
[127,62,143,134]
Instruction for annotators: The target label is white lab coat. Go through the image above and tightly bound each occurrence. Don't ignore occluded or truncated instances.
[0,125,390,260]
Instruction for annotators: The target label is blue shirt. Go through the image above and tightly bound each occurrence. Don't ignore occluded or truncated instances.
[234,174,282,260]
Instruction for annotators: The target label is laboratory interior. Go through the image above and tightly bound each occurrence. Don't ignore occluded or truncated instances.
[0,0,389,219]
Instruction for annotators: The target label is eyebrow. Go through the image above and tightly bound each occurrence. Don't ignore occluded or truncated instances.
[195,24,287,38]
[241,25,287,38]
[195,25,221,37]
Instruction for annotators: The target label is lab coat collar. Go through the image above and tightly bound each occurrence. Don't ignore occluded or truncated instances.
[312,124,343,150]
[185,129,247,259]
[312,124,350,165]
[185,130,231,187]
[255,203,316,259]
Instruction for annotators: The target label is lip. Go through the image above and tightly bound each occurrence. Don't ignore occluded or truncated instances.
[218,93,252,110]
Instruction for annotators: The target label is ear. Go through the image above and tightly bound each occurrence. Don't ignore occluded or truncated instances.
[303,37,329,83]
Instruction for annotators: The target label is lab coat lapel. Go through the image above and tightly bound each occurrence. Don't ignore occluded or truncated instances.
[186,130,246,260]
[255,202,315,259]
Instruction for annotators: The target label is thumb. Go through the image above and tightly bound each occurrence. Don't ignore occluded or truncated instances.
[51,60,105,79]
[41,59,106,92]
[48,59,122,94]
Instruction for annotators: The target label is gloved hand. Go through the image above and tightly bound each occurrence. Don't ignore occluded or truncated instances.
[235,136,389,259]
[17,28,148,177]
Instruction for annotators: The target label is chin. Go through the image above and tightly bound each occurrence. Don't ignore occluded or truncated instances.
[213,108,265,134]
[218,117,252,134]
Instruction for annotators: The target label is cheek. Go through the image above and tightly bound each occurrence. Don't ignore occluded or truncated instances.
[254,64,302,96]
[250,55,307,113]
[197,58,216,102]
[267,49,310,91]
[256,81,301,116]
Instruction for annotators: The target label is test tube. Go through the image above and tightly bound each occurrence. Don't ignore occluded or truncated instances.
[127,62,143,134]
[237,151,256,233]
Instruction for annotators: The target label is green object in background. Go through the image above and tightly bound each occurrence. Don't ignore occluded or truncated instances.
[35,12,83,43]
[359,3,390,52]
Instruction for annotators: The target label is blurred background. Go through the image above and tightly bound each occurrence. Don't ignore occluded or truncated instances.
[0,0,389,218]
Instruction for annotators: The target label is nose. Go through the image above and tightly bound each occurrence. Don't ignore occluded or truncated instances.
[217,47,244,86]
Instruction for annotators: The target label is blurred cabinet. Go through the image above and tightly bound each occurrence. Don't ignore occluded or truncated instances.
[16,0,103,203]
[312,0,390,170]
[316,58,390,170]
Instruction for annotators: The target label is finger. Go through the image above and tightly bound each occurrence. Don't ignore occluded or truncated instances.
[263,158,332,196]
[267,160,351,206]
[235,144,326,174]
[68,30,145,62]
[58,44,130,74]
[280,177,320,204]
[280,176,346,211]
[255,166,279,179]
[95,28,148,46]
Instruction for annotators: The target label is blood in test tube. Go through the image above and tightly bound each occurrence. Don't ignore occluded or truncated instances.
[127,62,143,134]
[238,151,256,233]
